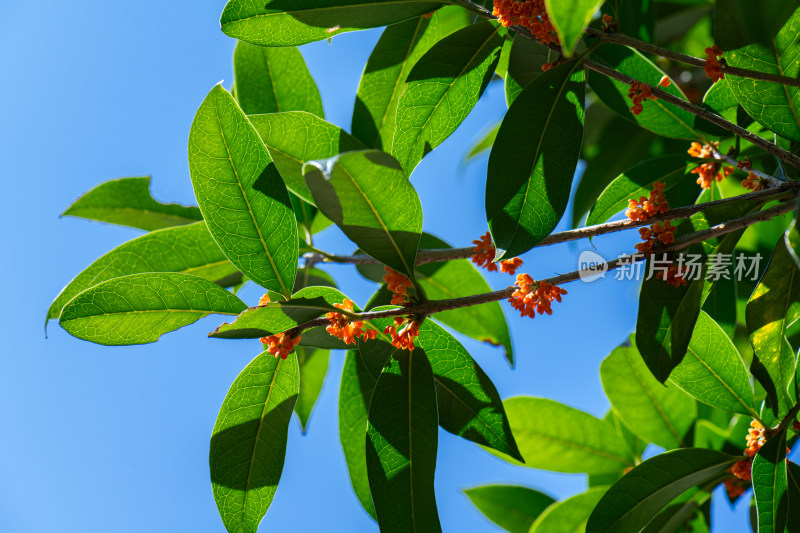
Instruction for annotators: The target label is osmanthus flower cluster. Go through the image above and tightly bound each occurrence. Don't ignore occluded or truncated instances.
[705,45,725,83]
[688,141,734,189]
[325,299,378,345]
[508,275,567,318]
[491,0,558,45]
[383,267,413,305]
[471,232,523,275]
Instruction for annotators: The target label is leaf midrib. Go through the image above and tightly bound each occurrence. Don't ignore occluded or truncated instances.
[681,344,756,417]
[213,93,289,296]
[513,427,632,466]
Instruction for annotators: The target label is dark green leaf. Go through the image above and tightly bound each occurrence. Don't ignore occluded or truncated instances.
[295,346,329,433]
[210,286,351,339]
[586,448,738,532]
[62,176,201,231]
[746,238,800,418]
[784,216,800,271]
[498,397,635,473]
[713,0,800,50]
[47,222,238,321]
[352,10,465,150]
[210,350,299,533]
[702,273,737,339]
[463,485,555,533]
[339,350,380,520]
[418,320,521,461]
[59,273,246,345]
[303,150,422,280]
[366,348,441,532]
[588,46,698,139]
[486,59,585,259]
[615,0,655,42]
[220,0,442,47]
[545,0,603,57]
[670,311,758,417]
[600,337,696,449]
[233,42,324,117]
[585,155,693,227]
[726,8,800,143]
[695,78,742,136]
[530,487,608,533]
[188,85,298,297]
[393,21,504,174]
[249,111,366,205]
[753,431,789,533]
[504,34,551,106]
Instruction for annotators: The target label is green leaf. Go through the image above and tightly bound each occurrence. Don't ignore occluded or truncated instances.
[463,485,555,533]
[220,0,442,47]
[695,78,741,136]
[614,0,655,43]
[233,42,323,117]
[585,155,693,227]
[465,123,499,162]
[747,238,800,418]
[713,0,800,50]
[418,320,521,461]
[210,350,299,533]
[499,397,635,473]
[530,487,608,533]
[545,0,603,57]
[339,349,380,520]
[47,222,238,322]
[504,34,551,106]
[702,273,737,339]
[59,273,247,345]
[303,150,422,280]
[249,111,366,205]
[188,85,298,297]
[588,45,698,139]
[210,286,351,339]
[294,346,329,433]
[393,20,505,174]
[726,8,800,143]
[600,337,696,449]
[486,59,585,259]
[753,431,789,533]
[669,311,758,417]
[636,197,760,382]
[62,176,202,231]
[787,461,800,533]
[785,220,800,271]
[585,448,738,532]
[352,11,458,150]
[366,348,441,532]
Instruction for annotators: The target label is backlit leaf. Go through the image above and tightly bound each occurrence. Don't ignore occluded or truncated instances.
[545,0,603,57]
[753,431,789,533]
[463,485,555,533]
[294,346,329,433]
[530,487,608,533]
[188,85,297,297]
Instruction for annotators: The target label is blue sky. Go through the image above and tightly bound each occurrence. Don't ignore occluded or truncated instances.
[0,1,754,531]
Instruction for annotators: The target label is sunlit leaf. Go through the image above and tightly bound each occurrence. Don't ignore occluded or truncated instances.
[463,485,554,533]
[530,487,608,533]
[753,431,789,533]
[294,346,329,433]
[545,0,603,57]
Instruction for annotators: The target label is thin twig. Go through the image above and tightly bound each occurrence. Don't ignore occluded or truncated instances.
[584,28,800,89]
[584,60,800,170]
[304,186,795,267]
[288,200,796,336]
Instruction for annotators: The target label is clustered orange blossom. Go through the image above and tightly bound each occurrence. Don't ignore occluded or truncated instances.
[326,299,377,345]
[260,332,301,360]
[628,81,656,116]
[636,220,677,254]
[731,420,766,481]
[384,267,413,305]
[704,45,724,83]
[384,317,421,351]
[625,181,669,222]
[258,294,270,307]
[471,232,524,275]
[492,0,559,45]
[601,14,617,33]
[508,274,567,318]
[657,263,687,287]
[687,142,733,189]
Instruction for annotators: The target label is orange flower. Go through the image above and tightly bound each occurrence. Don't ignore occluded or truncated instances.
[325,299,378,345]
[626,181,669,222]
[260,332,301,360]
[658,75,671,87]
[508,275,567,318]
[723,478,746,499]
[500,257,523,275]
[384,267,413,305]
[742,171,764,192]
[627,81,657,116]
[737,158,752,170]
[492,0,559,45]
[636,220,676,255]
[687,141,717,158]
[705,45,724,82]
[383,316,420,351]
[730,459,752,481]
[744,419,765,457]
[601,14,617,33]
[471,232,524,275]
[692,162,733,189]
[656,264,687,287]
[258,294,270,307]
